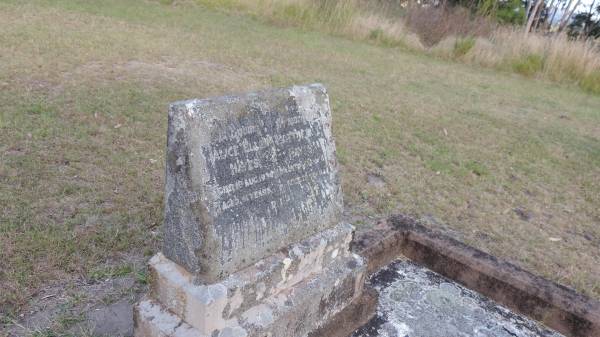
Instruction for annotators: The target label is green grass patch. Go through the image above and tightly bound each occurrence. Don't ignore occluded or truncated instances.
[580,71,600,95]
[512,54,544,77]
[464,160,488,176]
[195,0,239,10]
[453,37,475,58]
[368,28,402,47]
[135,269,149,285]
[88,264,134,282]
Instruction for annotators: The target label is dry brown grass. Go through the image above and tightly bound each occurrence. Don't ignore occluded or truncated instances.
[1,0,599,329]
[190,0,600,94]
[464,28,600,81]
[350,14,425,49]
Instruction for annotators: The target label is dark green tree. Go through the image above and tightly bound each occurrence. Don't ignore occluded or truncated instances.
[446,0,526,24]
[568,4,600,38]
[496,0,527,24]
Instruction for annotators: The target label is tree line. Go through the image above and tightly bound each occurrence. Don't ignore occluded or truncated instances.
[415,0,600,38]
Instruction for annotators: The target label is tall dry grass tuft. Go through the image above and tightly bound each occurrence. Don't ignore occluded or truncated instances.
[210,0,360,34]
[193,0,600,94]
[463,28,600,91]
[195,0,425,48]
[350,14,425,50]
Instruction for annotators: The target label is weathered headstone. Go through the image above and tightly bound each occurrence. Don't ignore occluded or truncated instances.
[134,84,365,337]
[163,83,343,281]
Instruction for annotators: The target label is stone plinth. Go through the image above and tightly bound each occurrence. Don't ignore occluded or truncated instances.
[135,224,366,337]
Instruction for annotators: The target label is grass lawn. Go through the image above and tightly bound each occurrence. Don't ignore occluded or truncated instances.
[1,0,599,329]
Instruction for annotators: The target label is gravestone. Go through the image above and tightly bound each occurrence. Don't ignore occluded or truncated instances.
[163,83,343,281]
[134,84,365,337]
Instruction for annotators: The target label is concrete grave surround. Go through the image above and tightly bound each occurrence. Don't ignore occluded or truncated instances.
[134,84,366,337]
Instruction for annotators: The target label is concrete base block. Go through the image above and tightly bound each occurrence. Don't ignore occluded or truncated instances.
[135,224,366,337]
[134,299,207,337]
[135,255,365,337]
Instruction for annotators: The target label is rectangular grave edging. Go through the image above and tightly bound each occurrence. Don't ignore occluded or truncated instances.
[350,214,600,337]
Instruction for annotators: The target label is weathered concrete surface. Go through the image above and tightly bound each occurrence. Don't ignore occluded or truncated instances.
[164,83,343,282]
[135,250,366,337]
[149,224,356,334]
[134,299,206,337]
[352,215,600,337]
[352,260,564,337]
[308,286,379,337]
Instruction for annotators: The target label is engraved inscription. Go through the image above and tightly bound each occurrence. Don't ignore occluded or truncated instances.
[201,99,334,262]
[163,84,342,280]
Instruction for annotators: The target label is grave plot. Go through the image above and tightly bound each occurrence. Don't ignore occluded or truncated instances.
[135,84,600,337]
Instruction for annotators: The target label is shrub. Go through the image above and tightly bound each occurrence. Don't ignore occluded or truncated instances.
[404,6,494,46]
[453,36,475,57]
[512,54,544,77]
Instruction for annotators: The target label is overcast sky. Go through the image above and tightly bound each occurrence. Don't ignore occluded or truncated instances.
[572,0,596,13]
[547,0,598,24]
